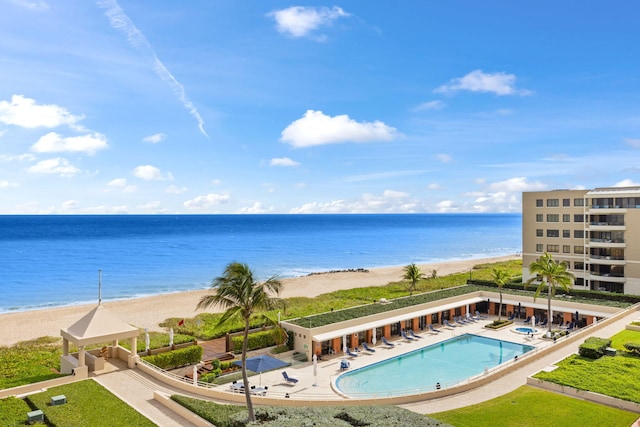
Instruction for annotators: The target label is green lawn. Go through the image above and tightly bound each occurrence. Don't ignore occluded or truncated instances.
[0,337,65,389]
[25,379,155,426]
[533,329,640,403]
[429,386,639,427]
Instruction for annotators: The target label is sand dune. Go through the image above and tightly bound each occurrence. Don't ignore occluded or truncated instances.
[0,255,518,347]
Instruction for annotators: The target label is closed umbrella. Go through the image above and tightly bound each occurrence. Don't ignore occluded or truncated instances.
[169,328,174,347]
[342,335,347,353]
[372,328,377,346]
[312,353,318,387]
[145,330,150,352]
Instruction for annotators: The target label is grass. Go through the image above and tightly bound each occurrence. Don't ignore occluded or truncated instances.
[532,329,640,403]
[429,385,639,427]
[25,379,155,426]
[0,396,33,427]
[0,337,65,389]
[171,395,450,427]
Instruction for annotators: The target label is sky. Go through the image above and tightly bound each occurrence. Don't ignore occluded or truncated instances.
[1,1,640,214]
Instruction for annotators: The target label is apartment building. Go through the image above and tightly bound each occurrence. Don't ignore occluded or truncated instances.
[522,186,640,295]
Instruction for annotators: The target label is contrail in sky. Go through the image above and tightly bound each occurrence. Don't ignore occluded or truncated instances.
[97,0,209,138]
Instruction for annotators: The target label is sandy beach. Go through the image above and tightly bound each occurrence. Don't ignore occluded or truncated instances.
[0,255,518,347]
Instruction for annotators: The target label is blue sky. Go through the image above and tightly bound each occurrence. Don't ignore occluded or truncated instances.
[1,1,640,214]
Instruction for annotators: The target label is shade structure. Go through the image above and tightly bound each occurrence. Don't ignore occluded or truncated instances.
[233,354,289,385]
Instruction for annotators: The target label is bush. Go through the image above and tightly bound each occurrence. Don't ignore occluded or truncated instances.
[485,320,513,329]
[142,345,203,369]
[231,330,278,354]
[578,337,612,359]
[624,342,640,356]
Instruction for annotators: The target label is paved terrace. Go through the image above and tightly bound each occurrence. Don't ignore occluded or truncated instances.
[91,304,639,425]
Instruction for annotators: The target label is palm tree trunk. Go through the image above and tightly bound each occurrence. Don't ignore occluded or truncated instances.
[547,284,552,334]
[498,291,503,321]
[242,318,255,422]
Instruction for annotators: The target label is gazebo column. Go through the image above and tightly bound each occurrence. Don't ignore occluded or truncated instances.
[62,338,69,357]
[128,336,138,369]
[78,346,86,367]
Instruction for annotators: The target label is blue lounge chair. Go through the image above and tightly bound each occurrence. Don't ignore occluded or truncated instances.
[362,342,376,352]
[539,319,548,327]
[409,330,422,339]
[346,348,359,357]
[508,313,516,321]
[381,337,395,347]
[428,324,440,333]
[465,313,477,322]
[402,330,415,341]
[476,310,488,319]
[456,316,468,324]
[523,316,531,324]
[339,359,350,371]
[282,371,299,384]
[444,320,457,328]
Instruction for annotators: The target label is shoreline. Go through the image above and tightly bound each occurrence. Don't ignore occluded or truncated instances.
[0,254,519,347]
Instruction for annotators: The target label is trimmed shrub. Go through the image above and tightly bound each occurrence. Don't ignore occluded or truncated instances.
[624,342,640,356]
[231,330,278,354]
[142,345,203,369]
[578,337,611,359]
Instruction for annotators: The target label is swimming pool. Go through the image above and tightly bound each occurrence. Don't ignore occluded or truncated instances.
[335,334,534,397]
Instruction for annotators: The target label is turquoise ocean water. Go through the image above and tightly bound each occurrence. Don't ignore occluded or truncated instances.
[0,214,521,313]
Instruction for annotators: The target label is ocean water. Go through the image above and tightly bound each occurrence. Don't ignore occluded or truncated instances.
[0,214,521,313]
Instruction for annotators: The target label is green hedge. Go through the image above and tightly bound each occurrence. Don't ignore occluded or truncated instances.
[142,345,203,369]
[624,343,640,356]
[578,337,612,359]
[231,330,278,354]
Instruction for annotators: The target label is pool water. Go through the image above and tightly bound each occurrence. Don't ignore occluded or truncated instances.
[335,334,534,397]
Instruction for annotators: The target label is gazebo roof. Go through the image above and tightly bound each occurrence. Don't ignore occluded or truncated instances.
[60,304,139,346]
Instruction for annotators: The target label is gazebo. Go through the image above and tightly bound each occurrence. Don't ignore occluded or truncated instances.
[60,304,140,377]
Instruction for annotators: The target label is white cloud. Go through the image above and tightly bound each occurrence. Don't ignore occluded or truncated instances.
[434,69,530,96]
[137,201,165,212]
[270,157,300,167]
[0,95,83,129]
[107,178,136,192]
[0,180,19,188]
[268,6,349,39]
[382,189,409,198]
[184,192,230,211]
[9,0,49,10]
[27,157,81,176]
[165,185,188,194]
[281,110,400,147]
[435,153,452,163]
[290,190,416,214]
[31,132,108,155]
[436,200,458,212]
[614,179,640,187]
[143,133,166,143]
[427,183,442,190]
[133,165,172,181]
[237,202,273,214]
[488,177,546,192]
[412,100,445,111]
[98,0,208,138]
[624,138,640,148]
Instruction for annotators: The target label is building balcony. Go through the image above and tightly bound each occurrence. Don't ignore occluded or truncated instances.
[587,239,626,249]
[588,256,626,266]
[587,223,626,232]
[588,272,626,283]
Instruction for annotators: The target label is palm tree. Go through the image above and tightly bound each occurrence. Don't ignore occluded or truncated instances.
[403,263,425,293]
[491,267,511,321]
[525,252,575,333]
[197,262,283,423]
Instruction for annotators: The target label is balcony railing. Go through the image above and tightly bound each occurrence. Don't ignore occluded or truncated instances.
[589,222,625,226]
[589,239,625,243]
[589,255,625,261]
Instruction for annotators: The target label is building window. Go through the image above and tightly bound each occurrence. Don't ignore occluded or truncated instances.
[574,198,584,207]
[536,244,543,252]
[574,214,584,223]
[547,229,559,237]
[547,199,559,207]
[547,214,559,222]
[536,214,543,222]
[574,230,584,239]
[575,262,584,270]
[563,214,571,222]
[563,245,570,253]
[536,199,543,207]
[563,198,570,207]
[547,245,559,253]
[563,230,570,238]
[536,229,543,237]
[574,246,584,254]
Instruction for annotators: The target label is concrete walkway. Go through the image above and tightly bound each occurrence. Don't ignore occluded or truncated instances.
[92,361,202,427]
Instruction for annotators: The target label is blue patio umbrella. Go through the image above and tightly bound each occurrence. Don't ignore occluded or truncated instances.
[233,354,289,385]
